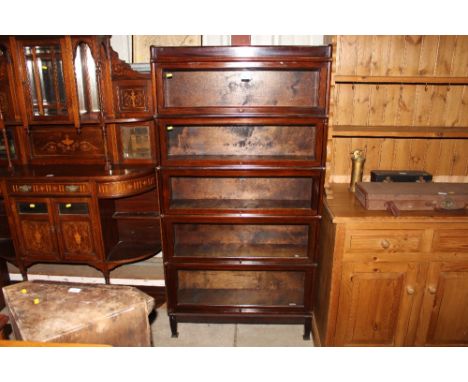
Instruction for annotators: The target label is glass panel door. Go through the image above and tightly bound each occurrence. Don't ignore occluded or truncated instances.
[23,43,68,117]
[74,42,100,118]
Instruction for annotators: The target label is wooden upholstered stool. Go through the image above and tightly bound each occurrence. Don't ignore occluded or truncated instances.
[2,281,155,346]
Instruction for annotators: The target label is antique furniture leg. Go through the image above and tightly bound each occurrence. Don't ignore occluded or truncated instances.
[17,264,28,281]
[0,258,10,309]
[103,268,111,285]
[303,317,312,340]
[0,314,9,339]
[169,315,178,338]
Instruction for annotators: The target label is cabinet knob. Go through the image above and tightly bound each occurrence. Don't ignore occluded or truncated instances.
[166,125,174,131]
[19,184,32,192]
[380,239,391,249]
[406,286,415,295]
[428,286,437,294]
[65,185,79,192]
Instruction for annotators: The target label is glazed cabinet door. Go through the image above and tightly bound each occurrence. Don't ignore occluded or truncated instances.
[415,262,468,346]
[12,198,60,260]
[155,63,330,117]
[334,262,422,346]
[51,198,102,261]
[16,37,75,123]
[158,118,325,168]
[166,264,314,316]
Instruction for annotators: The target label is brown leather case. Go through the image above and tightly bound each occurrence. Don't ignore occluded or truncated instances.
[355,182,468,212]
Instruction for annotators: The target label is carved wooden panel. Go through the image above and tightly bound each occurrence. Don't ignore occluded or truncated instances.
[114,80,150,114]
[30,127,104,158]
[110,48,148,80]
[59,220,96,259]
[19,219,58,259]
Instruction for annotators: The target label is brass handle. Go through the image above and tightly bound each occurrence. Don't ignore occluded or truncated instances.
[65,185,79,192]
[19,184,32,192]
[381,239,390,249]
[165,72,173,79]
[29,203,36,209]
[406,286,415,295]
[428,286,437,294]
[166,125,174,131]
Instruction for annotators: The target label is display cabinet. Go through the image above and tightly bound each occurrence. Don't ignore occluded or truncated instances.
[152,45,331,339]
[0,36,161,283]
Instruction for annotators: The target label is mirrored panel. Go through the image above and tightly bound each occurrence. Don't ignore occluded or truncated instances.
[23,44,67,116]
[74,43,100,116]
[120,125,151,159]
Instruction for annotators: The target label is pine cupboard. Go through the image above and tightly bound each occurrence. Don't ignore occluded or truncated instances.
[313,184,468,346]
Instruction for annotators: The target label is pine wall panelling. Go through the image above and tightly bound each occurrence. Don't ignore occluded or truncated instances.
[327,35,468,187]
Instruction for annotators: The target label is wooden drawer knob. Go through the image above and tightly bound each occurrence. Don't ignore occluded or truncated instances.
[428,286,437,294]
[406,286,415,295]
[380,239,391,249]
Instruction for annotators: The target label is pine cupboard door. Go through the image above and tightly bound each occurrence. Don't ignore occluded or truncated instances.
[415,262,468,346]
[334,262,422,346]
[52,198,101,261]
[12,199,60,260]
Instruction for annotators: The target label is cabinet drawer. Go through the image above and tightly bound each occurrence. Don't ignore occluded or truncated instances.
[159,118,325,167]
[432,230,468,252]
[163,216,318,261]
[344,229,425,254]
[9,182,90,196]
[161,169,322,215]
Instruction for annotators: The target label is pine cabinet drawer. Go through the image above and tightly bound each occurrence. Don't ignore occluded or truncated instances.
[432,230,468,253]
[344,229,425,254]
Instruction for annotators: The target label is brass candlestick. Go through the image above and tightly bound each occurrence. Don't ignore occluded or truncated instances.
[350,149,365,192]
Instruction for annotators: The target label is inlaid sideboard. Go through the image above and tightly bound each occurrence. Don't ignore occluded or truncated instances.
[0,36,162,283]
[0,165,160,282]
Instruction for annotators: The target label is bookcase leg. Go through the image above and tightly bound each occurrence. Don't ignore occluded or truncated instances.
[102,269,110,285]
[18,264,28,281]
[303,318,312,340]
[169,315,179,338]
